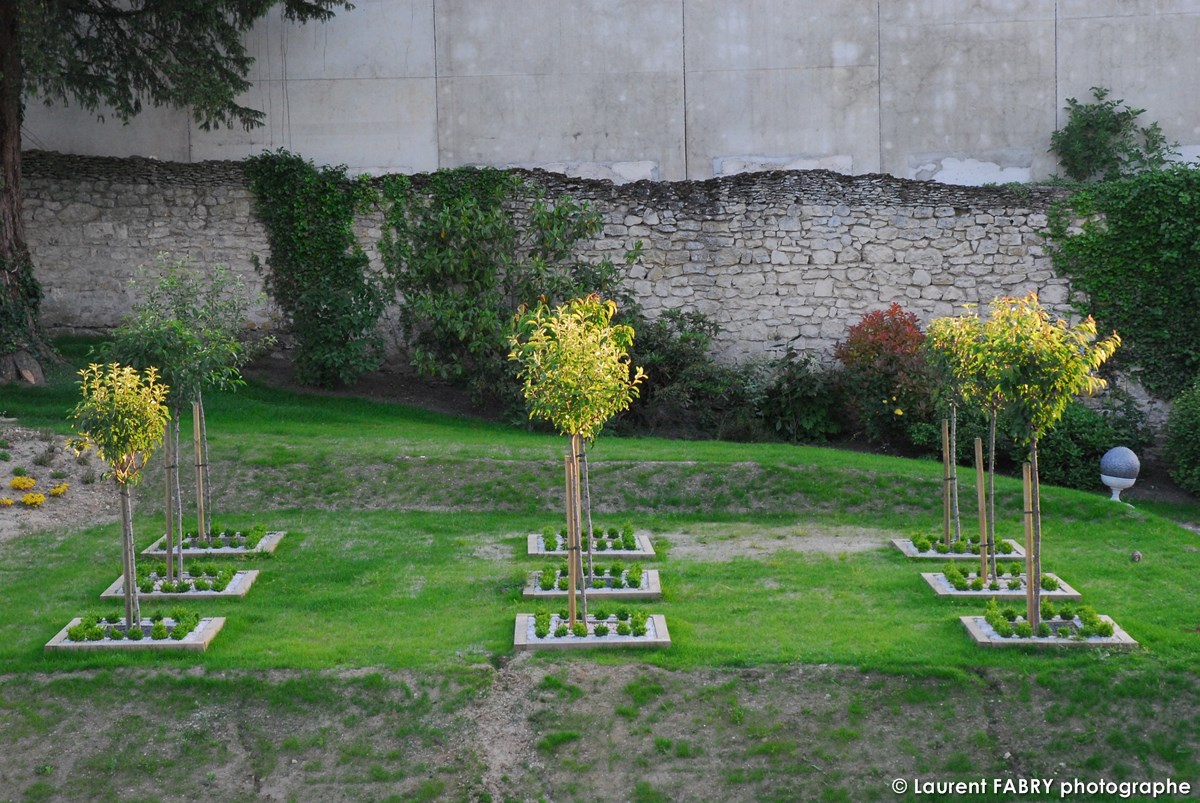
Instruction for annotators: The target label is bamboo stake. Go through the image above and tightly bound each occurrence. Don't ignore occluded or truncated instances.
[1023,462,1036,629]
[1029,437,1043,631]
[578,438,593,622]
[193,401,206,537]
[163,423,175,583]
[941,418,951,545]
[198,393,212,538]
[565,452,577,628]
[975,437,987,582]
[950,404,961,541]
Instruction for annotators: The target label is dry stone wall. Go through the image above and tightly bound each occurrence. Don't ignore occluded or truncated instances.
[23,151,1072,363]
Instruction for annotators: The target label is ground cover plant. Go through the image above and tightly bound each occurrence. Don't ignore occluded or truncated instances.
[0,340,1197,800]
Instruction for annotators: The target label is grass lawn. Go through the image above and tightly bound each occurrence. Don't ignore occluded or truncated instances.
[0,338,1197,801]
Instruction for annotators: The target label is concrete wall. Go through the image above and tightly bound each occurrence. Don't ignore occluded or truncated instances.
[20,1,1200,184]
[22,152,1071,364]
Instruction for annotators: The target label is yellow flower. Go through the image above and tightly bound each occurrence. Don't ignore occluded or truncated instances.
[50,483,69,497]
[0,497,13,507]
[22,493,46,509]
[9,476,35,491]
[894,408,904,416]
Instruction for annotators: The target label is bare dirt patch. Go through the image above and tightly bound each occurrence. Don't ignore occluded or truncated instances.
[0,425,115,545]
[661,522,891,561]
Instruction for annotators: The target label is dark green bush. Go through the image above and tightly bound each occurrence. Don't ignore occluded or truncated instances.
[1167,382,1200,496]
[1049,87,1178,183]
[1020,397,1149,491]
[615,308,766,440]
[758,352,843,442]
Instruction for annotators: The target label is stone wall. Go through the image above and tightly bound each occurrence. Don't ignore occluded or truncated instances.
[23,151,1072,363]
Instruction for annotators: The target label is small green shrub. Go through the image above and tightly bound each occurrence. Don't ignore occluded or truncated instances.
[1007,577,1023,591]
[0,451,10,461]
[616,607,631,622]
[552,624,567,638]
[571,622,588,638]
[593,624,609,637]
[1049,86,1178,182]
[127,626,143,641]
[150,621,169,640]
[11,466,27,477]
[616,622,632,636]
[969,577,985,591]
[1040,574,1060,591]
[935,542,950,554]
[538,571,556,591]
[556,577,569,591]
[913,538,931,553]
[1037,622,1052,638]
[1014,621,1033,638]
[1001,607,1018,623]
[997,541,1014,555]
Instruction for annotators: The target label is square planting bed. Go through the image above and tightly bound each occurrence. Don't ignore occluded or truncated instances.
[892,538,1025,561]
[142,530,285,559]
[100,569,259,600]
[527,531,655,559]
[960,615,1137,649]
[45,617,226,652]
[514,613,671,651]
[921,572,1081,601]
[523,569,661,601]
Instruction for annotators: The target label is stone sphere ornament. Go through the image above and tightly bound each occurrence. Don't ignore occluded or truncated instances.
[1100,446,1141,502]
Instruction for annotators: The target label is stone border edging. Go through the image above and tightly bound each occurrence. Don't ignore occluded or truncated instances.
[892,538,1026,560]
[959,615,1137,649]
[513,614,671,651]
[99,569,260,600]
[526,532,655,559]
[522,569,662,600]
[921,571,1080,600]
[45,616,226,652]
[142,531,285,559]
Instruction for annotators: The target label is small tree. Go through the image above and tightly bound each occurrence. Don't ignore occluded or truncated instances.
[980,293,1119,628]
[927,310,1008,578]
[105,255,262,578]
[508,294,645,625]
[70,363,170,627]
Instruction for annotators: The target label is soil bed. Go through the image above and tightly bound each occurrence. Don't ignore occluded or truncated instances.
[513,613,670,651]
[527,531,655,558]
[142,530,285,558]
[921,571,1080,600]
[100,569,259,600]
[45,616,226,652]
[961,614,1138,649]
[523,568,661,601]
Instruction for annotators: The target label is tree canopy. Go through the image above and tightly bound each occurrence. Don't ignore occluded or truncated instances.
[1,0,352,381]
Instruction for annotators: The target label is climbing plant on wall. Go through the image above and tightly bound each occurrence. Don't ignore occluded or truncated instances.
[1047,164,1200,399]
[245,149,387,388]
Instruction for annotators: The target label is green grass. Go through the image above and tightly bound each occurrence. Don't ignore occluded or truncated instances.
[2,338,1200,801]
[2,337,1199,678]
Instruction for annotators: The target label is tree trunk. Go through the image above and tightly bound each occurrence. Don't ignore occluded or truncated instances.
[118,482,141,627]
[0,1,48,383]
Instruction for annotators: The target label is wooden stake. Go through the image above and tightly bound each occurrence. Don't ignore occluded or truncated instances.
[564,452,578,628]
[941,418,951,545]
[163,426,175,583]
[975,437,987,582]
[1023,462,1036,628]
[193,401,206,537]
